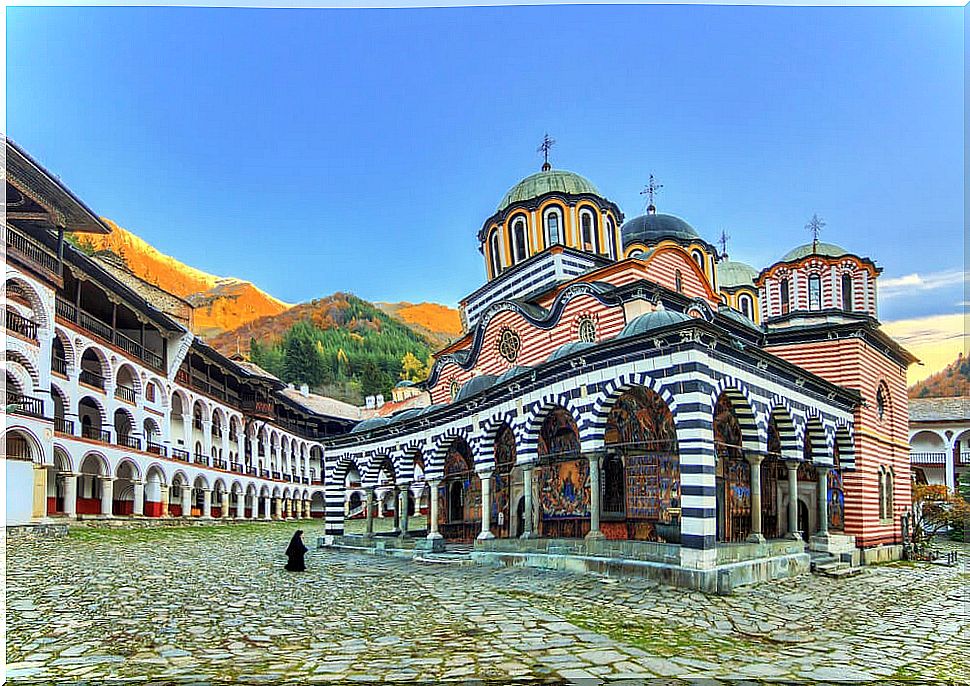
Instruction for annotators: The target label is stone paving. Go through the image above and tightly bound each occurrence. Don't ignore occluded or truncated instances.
[6,522,969,683]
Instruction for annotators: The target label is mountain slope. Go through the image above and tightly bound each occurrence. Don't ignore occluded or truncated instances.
[376,301,462,349]
[71,218,290,336]
[909,353,970,399]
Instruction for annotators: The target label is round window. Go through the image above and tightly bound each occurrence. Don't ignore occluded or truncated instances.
[497,328,521,363]
[577,316,597,343]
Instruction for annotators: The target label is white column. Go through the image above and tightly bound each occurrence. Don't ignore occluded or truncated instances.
[100,477,114,517]
[521,466,535,538]
[262,495,271,521]
[236,493,246,519]
[746,454,765,543]
[365,487,375,537]
[399,481,411,536]
[427,480,442,540]
[586,455,604,540]
[944,438,957,491]
[63,473,78,517]
[786,461,800,540]
[182,413,193,453]
[221,491,230,519]
[817,466,830,536]
[132,480,144,516]
[181,486,192,518]
[159,484,169,517]
[273,496,281,520]
[478,471,494,540]
[202,489,212,518]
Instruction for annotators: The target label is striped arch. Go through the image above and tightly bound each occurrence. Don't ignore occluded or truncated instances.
[802,412,830,464]
[710,375,765,454]
[4,274,51,329]
[833,420,856,470]
[766,402,800,460]
[324,452,364,535]
[363,449,397,488]
[426,426,474,479]
[586,372,680,451]
[4,350,40,388]
[519,394,586,464]
[477,410,521,471]
[53,327,76,373]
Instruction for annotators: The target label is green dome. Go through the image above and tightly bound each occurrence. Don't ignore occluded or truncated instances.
[780,242,848,262]
[454,375,498,402]
[498,168,600,211]
[716,260,758,288]
[546,341,595,363]
[618,309,691,339]
[350,417,390,434]
[621,213,699,246]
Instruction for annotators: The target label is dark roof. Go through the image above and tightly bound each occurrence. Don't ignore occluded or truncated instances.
[618,309,692,338]
[780,242,848,262]
[909,397,970,422]
[621,213,699,245]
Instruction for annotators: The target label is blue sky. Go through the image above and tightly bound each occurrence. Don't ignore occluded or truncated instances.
[7,5,964,322]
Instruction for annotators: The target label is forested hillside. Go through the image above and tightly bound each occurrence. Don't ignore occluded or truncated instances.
[909,353,970,399]
[212,293,434,404]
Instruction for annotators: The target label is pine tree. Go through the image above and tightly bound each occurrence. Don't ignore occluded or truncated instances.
[282,320,328,387]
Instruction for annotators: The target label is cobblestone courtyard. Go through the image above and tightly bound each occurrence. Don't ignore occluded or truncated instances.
[6,522,969,683]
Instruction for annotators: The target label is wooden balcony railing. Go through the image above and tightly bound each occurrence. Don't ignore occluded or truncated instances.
[5,434,32,461]
[147,441,166,456]
[55,297,164,371]
[54,417,75,434]
[213,458,227,470]
[6,225,61,279]
[115,384,137,404]
[52,356,68,375]
[6,309,38,341]
[79,369,105,389]
[194,453,209,466]
[172,448,190,462]
[7,393,45,418]
[81,425,111,443]
[116,434,142,451]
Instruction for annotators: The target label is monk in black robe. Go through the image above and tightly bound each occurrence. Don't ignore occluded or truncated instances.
[284,530,308,572]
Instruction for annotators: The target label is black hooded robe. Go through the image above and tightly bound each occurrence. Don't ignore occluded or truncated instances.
[284,531,308,572]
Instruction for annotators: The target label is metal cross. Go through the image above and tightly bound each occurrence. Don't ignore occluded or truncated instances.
[640,174,663,209]
[718,230,731,258]
[537,133,556,166]
[806,213,826,247]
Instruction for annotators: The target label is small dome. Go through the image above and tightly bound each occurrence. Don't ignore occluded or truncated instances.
[388,408,424,424]
[618,309,691,338]
[498,168,600,211]
[350,417,390,434]
[780,242,848,263]
[395,380,415,388]
[496,365,531,384]
[454,375,497,402]
[621,213,699,246]
[718,306,762,332]
[716,259,758,288]
[546,340,595,363]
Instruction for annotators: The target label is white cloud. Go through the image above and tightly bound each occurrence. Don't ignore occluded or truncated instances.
[880,268,967,299]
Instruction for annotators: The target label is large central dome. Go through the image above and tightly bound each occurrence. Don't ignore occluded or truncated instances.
[620,213,699,245]
[498,168,600,211]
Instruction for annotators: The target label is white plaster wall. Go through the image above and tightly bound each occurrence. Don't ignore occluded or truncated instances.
[6,460,35,524]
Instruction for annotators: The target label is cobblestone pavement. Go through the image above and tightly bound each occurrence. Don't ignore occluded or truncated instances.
[6,522,969,683]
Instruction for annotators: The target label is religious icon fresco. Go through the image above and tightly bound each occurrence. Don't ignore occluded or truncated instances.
[829,445,845,531]
[491,424,516,536]
[714,393,752,542]
[536,409,589,527]
[438,438,480,540]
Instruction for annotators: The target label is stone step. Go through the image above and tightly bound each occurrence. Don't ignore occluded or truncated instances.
[822,565,864,579]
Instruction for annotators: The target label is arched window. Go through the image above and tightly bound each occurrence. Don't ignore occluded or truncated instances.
[511,217,528,265]
[841,273,853,312]
[886,468,894,520]
[878,466,887,520]
[579,210,598,253]
[808,274,821,311]
[488,229,502,277]
[606,218,616,259]
[876,383,888,420]
[738,294,753,320]
[543,207,562,247]
[780,278,791,315]
[675,270,683,293]
[691,249,705,273]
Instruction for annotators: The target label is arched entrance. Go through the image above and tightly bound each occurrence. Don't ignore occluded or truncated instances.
[602,387,681,542]
[491,424,516,538]
[713,392,752,542]
[439,437,479,541]
[536,407,587,538]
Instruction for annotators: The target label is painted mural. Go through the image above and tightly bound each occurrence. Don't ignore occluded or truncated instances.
[491,424,516,536]
[438,438,480,540]
[714,393,751,542]
[537,408,581,459]
[829,447,845,531]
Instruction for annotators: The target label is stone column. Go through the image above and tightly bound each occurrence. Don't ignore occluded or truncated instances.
[304,499,311,519]
[521,466,535,539]
[202,489,212,518]
[816,466,830,536]
[181,486,192,517]
[100,477,114,517]
[236,493,245,519]
[746,454,766,543]
[427,480,442,540]
[262,496,271,521]
[786,461,800,540]
[478,471,495,540]
[273,496,282,520]
[132,480,145,516]
[586,454,604,540]
[182,413,193,454]
[221,491,230,519]
[159,484,169,517]
[392,487,401,533]
[63,473,78,517]
[399,482,411,537]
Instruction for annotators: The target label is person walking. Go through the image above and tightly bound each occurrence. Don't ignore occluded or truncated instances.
[284,529,308,572]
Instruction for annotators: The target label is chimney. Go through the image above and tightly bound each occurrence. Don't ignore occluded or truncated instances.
[300,383,309,397]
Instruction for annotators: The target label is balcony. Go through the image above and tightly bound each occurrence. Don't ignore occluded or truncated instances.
[911,452,946,465]
[213,458,227,470]
[194,453,209,466]
[230,462,243,473]
[5,434,32,461]
[54,417,75,434]
[271,471,281,480]
[115,384,137,404]
[52,356,68,376]
[6,309,38,341]
[147,441,167,456]
[260,469,270,479]
[7,393,45,418]
[55,297,164,371]
[116,434,142,451]
[81,426,111,443]
[172,448,190,463]
[79,369,105,390]
[241,395,274,418]
[247,467,258,476]
[6,225,61,280]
